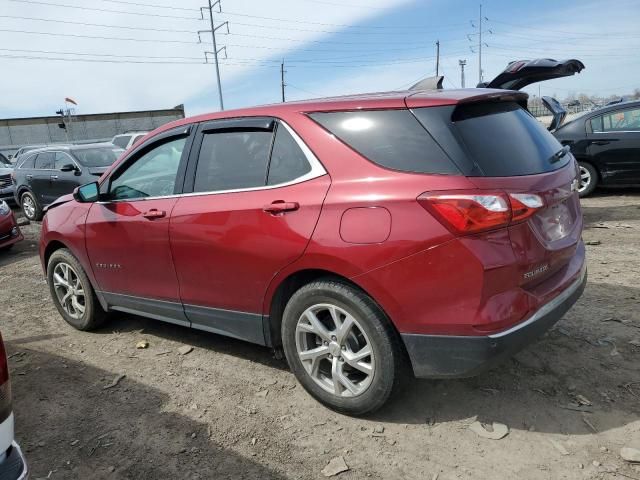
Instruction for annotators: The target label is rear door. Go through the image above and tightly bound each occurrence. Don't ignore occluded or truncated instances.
[32,151,56,204]
[169,118,330,344]
[586,106,640,184]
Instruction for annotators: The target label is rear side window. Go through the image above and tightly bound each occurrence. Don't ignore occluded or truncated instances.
[309,110,459,175]
[590,107,640,132]
[267,125,311,185]
[413,102,566,177]
[19,154,36,169]
[35,152,55,169]
[112,135,131,149]
[194,131,273,192]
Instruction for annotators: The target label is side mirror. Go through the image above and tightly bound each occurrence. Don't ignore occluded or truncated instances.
[73,182,100,203]
[60,163,78,172]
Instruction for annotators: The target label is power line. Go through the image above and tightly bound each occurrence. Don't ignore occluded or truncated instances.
[0,47,204,60]
[8,0,201,20]
[0,28,200,44]
[0,53,204,64]
[0,15,197,34]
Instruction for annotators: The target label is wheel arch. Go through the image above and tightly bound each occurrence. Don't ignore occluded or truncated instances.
[264,268,403,352]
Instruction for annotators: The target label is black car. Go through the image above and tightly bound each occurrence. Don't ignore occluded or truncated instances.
[553,100,640,196]
[13,143,124,220]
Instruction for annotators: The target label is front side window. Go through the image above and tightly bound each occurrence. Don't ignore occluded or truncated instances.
[590,107,640,132]
[194,130,273,192]
[109,137,186,200]
[34,152,55,170]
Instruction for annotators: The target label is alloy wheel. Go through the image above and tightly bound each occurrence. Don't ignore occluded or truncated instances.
[52,262,86,319]
[578,165,591,194]
[295,303,374,398]
[22,195,35,219]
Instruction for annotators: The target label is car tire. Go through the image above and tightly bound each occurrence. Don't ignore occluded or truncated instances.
[281,279,404,416]
[20,191,42,221]
[47,248,108,331]
[578,162,598,197]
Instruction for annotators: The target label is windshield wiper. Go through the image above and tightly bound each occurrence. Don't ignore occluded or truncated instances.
[549,145,571,163]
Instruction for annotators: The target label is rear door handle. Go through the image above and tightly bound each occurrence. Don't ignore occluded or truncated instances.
[263,201,300,214]
[592,140,610,146]
[50,175,58,180]
[142,209,166,219]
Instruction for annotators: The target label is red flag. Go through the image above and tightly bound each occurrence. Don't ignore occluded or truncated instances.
[64,97,77,105]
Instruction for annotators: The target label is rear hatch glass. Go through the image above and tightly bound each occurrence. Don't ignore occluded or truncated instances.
[412,102,569,177]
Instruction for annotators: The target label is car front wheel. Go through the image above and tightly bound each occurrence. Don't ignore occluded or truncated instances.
[47,248,108,331]
[578,162,598,197]
[281,279,403,416]
[20,191,42,221]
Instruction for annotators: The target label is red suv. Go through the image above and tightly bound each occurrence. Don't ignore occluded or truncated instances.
[39,86,586,415]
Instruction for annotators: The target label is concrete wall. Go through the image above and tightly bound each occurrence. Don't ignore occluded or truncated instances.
[0,106,185,157]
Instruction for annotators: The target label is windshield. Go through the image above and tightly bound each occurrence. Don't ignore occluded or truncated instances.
[0,154,11,166]
[73,147,124,168]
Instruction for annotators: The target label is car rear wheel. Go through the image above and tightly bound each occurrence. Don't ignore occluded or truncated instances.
[281,279,403,416]
[47,248,108,331]
[578,162,598,197]
[20,191,42,221]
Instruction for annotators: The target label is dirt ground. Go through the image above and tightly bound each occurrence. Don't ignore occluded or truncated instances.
[1,189,639,480]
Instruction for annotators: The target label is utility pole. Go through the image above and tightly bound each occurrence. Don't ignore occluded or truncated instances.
[459,59,467,88]
[478,4,482,84]
[199,0,226,110]
[281,59,286,102]
[435,40,440,76]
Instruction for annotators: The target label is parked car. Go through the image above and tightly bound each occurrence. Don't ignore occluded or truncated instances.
[0,161,15,205]
[553,100,640,196]
[14,143,124,221]
[0,201,23,252]
[39,83,586,415]
[111,132,148,150]
[0,331,28,479]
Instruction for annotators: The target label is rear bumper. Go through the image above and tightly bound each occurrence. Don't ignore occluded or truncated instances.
[0,215,22,249]
[402,263,587,378]
[0,442,28,480]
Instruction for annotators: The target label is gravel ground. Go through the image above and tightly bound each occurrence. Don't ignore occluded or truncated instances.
[1,189,639,480]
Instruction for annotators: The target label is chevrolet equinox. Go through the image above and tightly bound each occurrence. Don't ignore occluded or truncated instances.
[39,87,587,415]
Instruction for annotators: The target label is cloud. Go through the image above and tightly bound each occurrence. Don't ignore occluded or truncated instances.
[0,0,413,117]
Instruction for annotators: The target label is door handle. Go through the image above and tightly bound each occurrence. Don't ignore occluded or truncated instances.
[263,201,300,215]
[26,174,33,180]
[142,209,166,219]
[50,175,58,180]
[592,140,610,146]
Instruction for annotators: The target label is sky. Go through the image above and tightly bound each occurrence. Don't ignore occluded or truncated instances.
[1,0,640,118]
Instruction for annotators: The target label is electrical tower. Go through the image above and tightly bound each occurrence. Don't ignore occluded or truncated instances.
[435,40,440,76]
[459,59,467,88]
[199,0,228,110]
[281,60,286,102]
[469,4,491,85]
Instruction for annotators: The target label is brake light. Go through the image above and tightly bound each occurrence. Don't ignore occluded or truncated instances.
[418,191,544,235]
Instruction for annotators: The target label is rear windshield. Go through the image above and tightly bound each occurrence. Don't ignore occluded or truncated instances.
[72,147,123,167]
[413,102,567,177]
[309,110,460,175]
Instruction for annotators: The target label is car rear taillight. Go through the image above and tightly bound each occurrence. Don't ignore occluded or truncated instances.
[418,191,544,235]
[0,332,11,423]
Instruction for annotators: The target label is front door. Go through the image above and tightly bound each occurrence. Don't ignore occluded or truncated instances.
[49,152,82,202]
[85,128,193,325]
[587,106,640,184]
[170,119,329,344]
[32,151,56,205]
